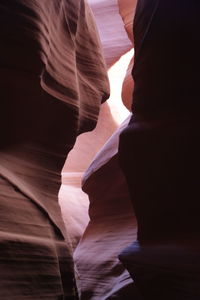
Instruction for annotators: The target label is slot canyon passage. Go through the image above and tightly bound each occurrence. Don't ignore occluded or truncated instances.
[1,0,200,299]
[60,0,138,298]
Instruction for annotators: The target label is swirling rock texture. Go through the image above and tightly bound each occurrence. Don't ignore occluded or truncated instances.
[0,0,109,299]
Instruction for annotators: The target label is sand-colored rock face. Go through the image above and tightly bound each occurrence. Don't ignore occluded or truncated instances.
[118,0,137,111]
